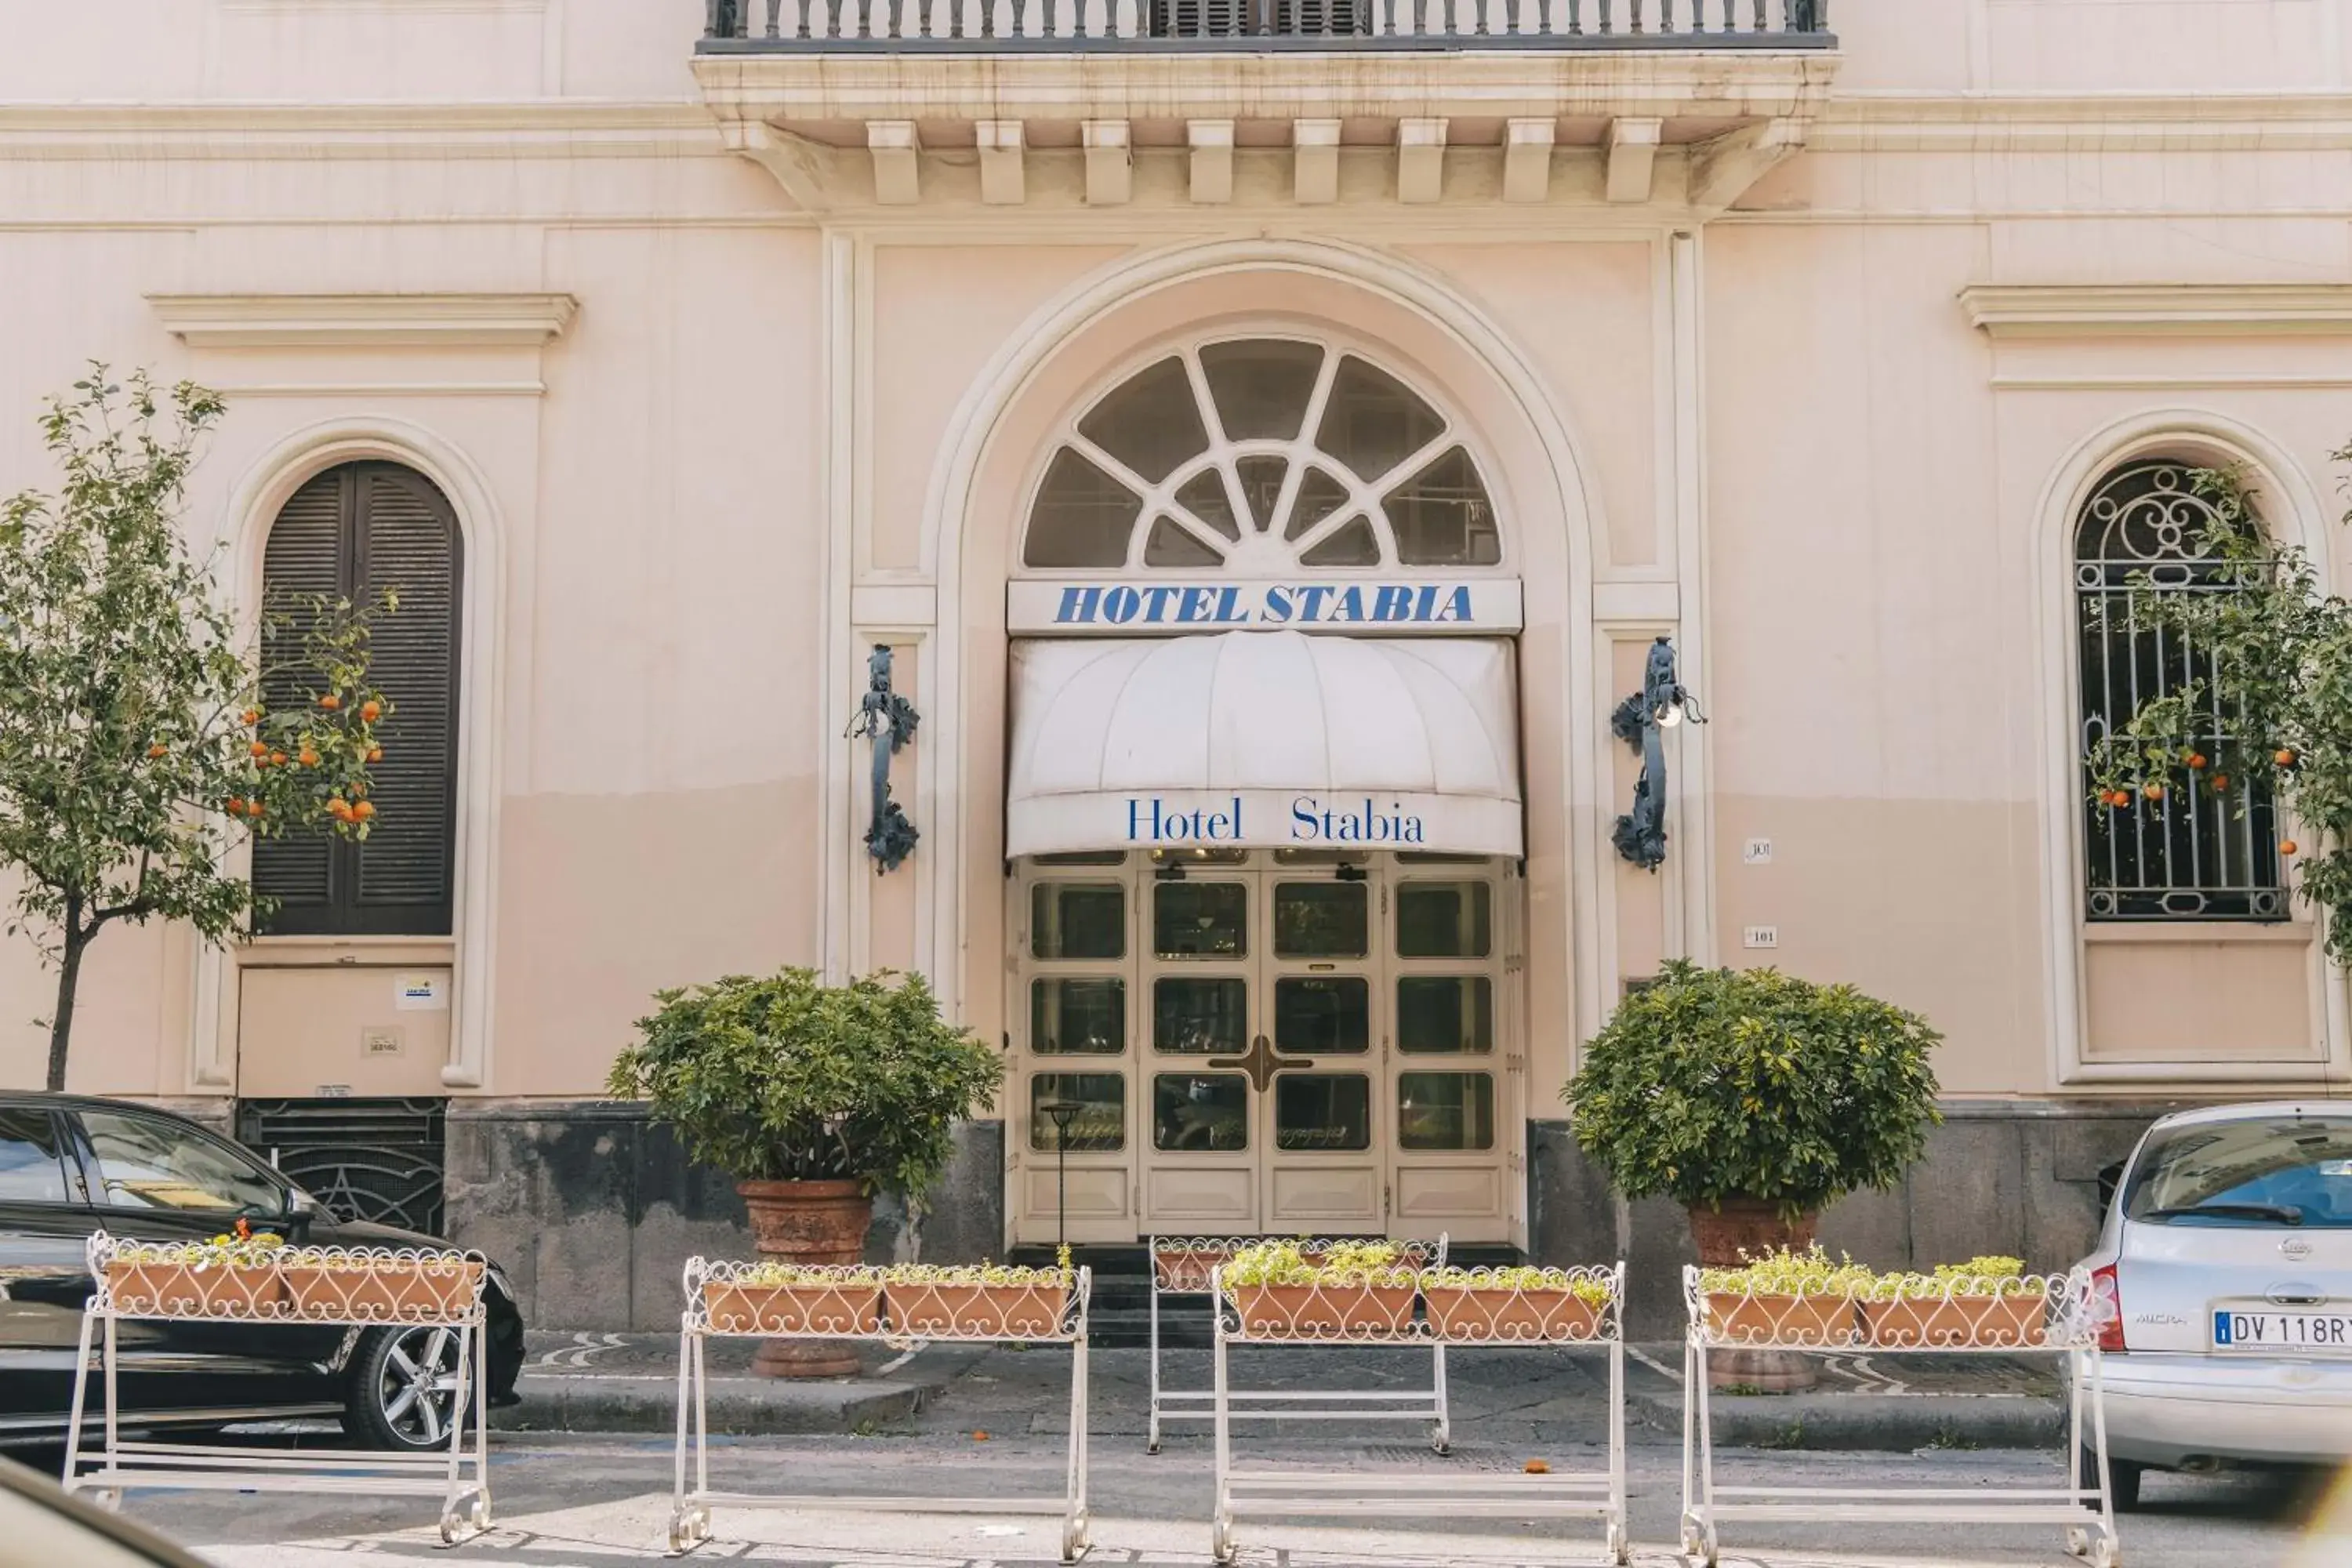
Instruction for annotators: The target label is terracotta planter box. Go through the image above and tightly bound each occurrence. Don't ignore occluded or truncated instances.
[886,1281,1070,1339]
[1703,1292,1858,1348]
[704,1279,883,1336]
[1153,1250,1225,1294]
[1229,1283,1418,1338]
[1861,1294,2045,1348]
[105,1260,283,1319]
[285,1261,484,1323]
[1424,1286,1601,1344]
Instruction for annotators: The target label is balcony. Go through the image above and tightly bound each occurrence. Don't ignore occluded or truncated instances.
[691,0,1837,210]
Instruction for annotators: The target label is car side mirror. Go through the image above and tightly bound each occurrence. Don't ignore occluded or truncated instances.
[285,1189,321,1219]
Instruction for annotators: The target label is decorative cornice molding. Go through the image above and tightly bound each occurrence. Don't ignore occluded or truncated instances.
[150,292,579,349]
[1961,283,2352,341]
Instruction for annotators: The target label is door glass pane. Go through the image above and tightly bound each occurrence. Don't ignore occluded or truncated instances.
[1272,881,1367,958]
[1031,882,1124,960]
[1398,1073,1495,1151]
[1273,977,1369,1054]
[0,1109,68,1202]
[1145,515,1224,567]
[1274,1074,1371,1152]
[1155,881,1248,956]
[1396,976,1494,1053]
[1396,882,1491,958]
[1173,469,1243,541]
[1030,1074,1125,1152]
[1284,466,1352,542]
[1299,516,1381,568]
[1154,978,1248,1054]
[1030,978,1125,1055]
[1154,1075,1249,1152]
[80,1111,282,1213]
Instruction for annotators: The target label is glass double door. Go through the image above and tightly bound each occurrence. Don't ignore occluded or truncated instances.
[1143,870,1385,1233]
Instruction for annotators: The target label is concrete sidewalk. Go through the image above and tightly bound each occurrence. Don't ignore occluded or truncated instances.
[501,1330,2068,1453]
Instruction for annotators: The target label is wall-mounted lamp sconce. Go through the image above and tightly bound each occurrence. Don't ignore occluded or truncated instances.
[1610,635,1705,871]
[848,644,920,873]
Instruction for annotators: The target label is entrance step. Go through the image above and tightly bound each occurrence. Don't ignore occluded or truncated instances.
[1007,1242,1524,1348]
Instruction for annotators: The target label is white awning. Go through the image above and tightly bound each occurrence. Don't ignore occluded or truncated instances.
[1007,630,1522,858]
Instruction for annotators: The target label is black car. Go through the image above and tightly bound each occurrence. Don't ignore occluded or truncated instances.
[0,1094,523,1452]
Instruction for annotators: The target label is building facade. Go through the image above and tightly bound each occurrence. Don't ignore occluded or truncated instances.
[3,0,2348,1330]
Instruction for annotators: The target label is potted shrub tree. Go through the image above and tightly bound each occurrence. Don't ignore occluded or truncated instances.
[1566,960,1943,1388]
[608,967,1004,1377]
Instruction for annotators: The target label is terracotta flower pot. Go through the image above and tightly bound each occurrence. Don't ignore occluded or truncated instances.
[106,1259,283,1319]
[1153,1249,1225,1294]
[1229,1283,1418,1338]
[885,1280,1069,1339]
[285,1260,483,1323]
[1703,1292,1858,1348]
[1861,1294,2044,1348]
[1686,1200,1819,1268]
[738,1179,873,1378]
[1423,1287,1600,1344]
[704,1279,884,1336]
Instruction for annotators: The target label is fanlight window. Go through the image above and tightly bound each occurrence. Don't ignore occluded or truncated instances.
[1023,338,1500,572]
[2075,459,2283,920]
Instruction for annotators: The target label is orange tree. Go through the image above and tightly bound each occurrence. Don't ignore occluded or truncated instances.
[0,370,390,1090]
[2085,450,2352,960]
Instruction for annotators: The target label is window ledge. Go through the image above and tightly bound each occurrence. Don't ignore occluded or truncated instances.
[2082,920,2312,946]
[238,935,456,967]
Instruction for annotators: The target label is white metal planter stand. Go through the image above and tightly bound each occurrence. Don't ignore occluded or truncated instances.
[63,1232,492,1545]
[1679,1265,2124,1568]
[669,1258,1093,1561]
[1146,1234,1452,1454]
[1208,1261,1628,1566]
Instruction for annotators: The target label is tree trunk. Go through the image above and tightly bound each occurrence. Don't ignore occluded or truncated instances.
[45,914,85,1094]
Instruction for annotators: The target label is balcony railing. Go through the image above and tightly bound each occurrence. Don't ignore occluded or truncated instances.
[701,0,1831,49]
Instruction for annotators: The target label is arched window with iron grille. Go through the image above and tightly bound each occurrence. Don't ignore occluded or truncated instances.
[2075,459,2284,921]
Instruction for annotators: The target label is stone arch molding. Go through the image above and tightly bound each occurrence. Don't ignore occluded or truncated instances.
[191,417,507,1094]
[2032,406,2349,1086]
[913,235,1611,1046]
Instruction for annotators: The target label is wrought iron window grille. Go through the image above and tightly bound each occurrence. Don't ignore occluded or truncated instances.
[2074,461,2285,922]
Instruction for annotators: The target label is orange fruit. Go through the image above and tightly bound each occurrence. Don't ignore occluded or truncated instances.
[2280,839,2299,856]
[225,797,246,815]
[2212,774,2230,790]
[146,743,167,759]
[318,694,341,711]
[1523,1459,1551,1475]
[328,798,353,820]
[2142,782,2165,802]
[359,700,381,722]
[241,709,260,725]
[2188,752,2209,770]
[268,751,287,768]
[353,800,376,822]
[246,800,263,818]
[249,740,268,757]
[366,746,383,764]
[2277,749,2298,768]
[297,749,319,768]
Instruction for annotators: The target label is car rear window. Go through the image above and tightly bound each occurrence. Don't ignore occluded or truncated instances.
[2122,1116,2352,1229]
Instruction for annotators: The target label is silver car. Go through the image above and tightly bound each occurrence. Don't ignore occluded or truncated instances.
[2075,1101,2352,1508]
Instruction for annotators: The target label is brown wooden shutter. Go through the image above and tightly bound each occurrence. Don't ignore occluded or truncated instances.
[251,470,345,918]
[352,466,461,930]
[252,463,461,937]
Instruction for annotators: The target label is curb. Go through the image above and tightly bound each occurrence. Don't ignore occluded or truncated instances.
[1630,1389,2065,1453]
[494,1372,937,1436]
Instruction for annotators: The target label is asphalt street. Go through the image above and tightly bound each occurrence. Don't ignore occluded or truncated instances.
[104,1429,2349,1568]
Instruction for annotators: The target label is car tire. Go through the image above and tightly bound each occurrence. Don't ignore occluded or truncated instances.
[2078,1446,2143,1512]
[343,1324,472,1452]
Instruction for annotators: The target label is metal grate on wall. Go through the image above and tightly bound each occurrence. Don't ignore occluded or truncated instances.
[235,1098,448,1236]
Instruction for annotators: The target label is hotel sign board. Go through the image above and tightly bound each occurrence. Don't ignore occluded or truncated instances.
[1006,789,1525,858]
[1007,578,1523,635]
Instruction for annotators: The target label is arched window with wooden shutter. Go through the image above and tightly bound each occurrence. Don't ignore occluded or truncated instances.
[253,462,463,936]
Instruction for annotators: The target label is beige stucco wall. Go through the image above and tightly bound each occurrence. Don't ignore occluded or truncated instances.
[4,0,2350,1113]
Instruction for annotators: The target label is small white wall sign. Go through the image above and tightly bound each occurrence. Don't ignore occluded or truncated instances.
[1742,926,1779,949]
[394,974,448,1011]
[1743,838,1773,864]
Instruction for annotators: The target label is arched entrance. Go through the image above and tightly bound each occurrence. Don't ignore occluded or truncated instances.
[1000,332,1528,1244]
